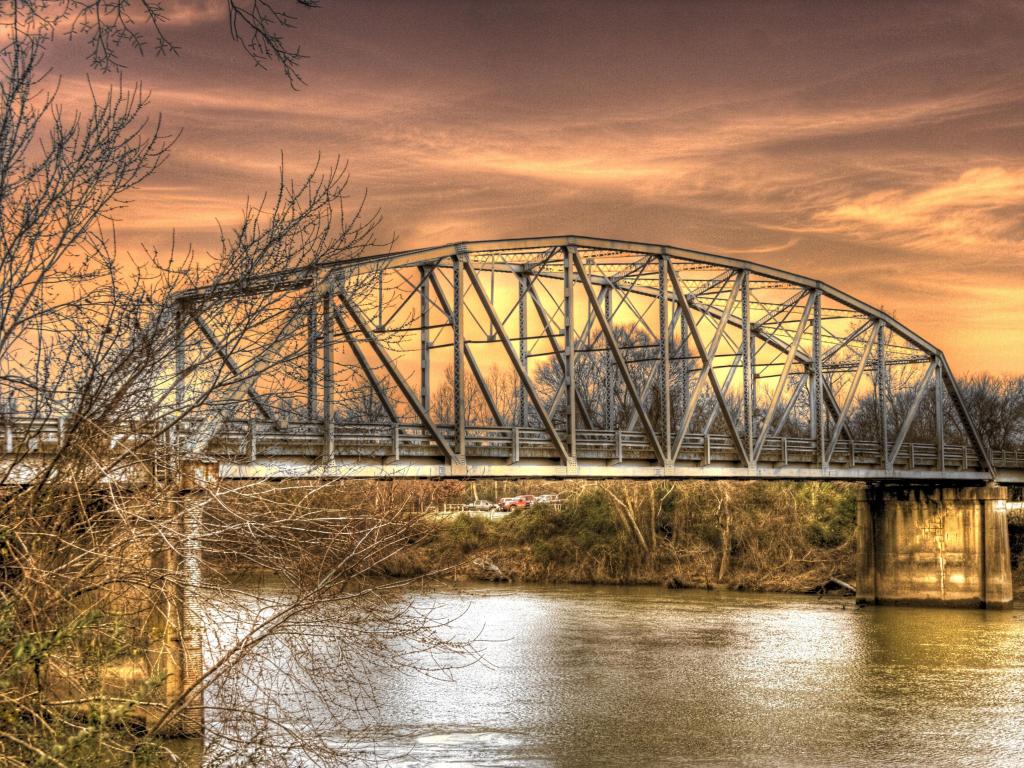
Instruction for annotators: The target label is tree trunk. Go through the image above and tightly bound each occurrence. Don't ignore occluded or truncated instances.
[718,496,732,582]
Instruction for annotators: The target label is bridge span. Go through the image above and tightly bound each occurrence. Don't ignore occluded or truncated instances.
[3,236,1021,612]
[161,235,1014,483]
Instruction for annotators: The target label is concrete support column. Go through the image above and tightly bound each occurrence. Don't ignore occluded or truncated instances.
[856,483,1013,609]
[149,462,214,736]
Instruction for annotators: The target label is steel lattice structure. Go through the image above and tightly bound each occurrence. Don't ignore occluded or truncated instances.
[165,236,1019,482]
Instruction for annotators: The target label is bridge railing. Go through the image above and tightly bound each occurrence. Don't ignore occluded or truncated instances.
[990,449,1024,469]
[0,413,1005,476]
[199,417,993,475]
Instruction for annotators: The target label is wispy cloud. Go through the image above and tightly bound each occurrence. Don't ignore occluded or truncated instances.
[33,0,1021,374]
[815,166,1024,252]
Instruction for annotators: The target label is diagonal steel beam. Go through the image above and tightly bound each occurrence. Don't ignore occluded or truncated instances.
[886,357,938,471]
[189,311,277,421]
[462,258,569,462]
[822,319,873,362]
[623,304,682,433]
[753,297,813,461]
[427,271,507,427]
[332,280,456,462]
[771,371,808,438]
[526,281,596,430]
[667,267,748,466]
[572,249,667,466]
[182,300,311,452]
[938,353,995,475]
[667,272,743,462]
[824,322,879,465]
[332,306,399,423]
[701,334,742,437]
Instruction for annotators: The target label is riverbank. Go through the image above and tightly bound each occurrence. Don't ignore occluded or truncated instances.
[383,481,860,594]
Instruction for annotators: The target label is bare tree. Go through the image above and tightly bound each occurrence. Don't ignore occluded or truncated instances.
[0,16,470,768]
[5,0,321,83]
[957,373,1024,452]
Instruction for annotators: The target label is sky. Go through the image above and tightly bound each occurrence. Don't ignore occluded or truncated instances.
[40,0,1024,375]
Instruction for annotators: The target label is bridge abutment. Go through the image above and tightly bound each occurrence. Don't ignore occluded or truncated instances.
[856,483,1013,609]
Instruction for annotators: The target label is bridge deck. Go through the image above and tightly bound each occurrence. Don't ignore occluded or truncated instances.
[3,416,1022,484]
[211,419,1018,482]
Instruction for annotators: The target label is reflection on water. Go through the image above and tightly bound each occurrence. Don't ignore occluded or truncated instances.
[204,583,1024,767]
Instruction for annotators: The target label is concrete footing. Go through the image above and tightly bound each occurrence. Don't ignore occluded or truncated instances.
[856,484,1013,609]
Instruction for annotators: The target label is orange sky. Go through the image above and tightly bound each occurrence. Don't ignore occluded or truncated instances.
[42,0,1024,375]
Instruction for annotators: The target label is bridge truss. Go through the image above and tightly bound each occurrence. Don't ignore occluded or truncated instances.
[169,236,1002,482]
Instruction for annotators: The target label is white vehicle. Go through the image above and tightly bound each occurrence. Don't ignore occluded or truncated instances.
[465,499,498,512]
[534,493,561,505]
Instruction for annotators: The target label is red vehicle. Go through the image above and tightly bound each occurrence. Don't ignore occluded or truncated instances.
[498,495,535,511]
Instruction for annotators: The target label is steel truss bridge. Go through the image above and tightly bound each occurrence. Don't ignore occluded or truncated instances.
[6,236,1022,484]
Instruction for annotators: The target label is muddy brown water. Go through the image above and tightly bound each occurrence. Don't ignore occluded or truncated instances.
[196,582,1024,767]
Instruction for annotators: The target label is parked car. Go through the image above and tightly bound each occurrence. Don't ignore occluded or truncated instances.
[534,493,561,505]
[464,499,498,512]
[498,496,531,511]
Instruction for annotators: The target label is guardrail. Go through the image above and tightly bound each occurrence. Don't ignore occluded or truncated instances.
[2,413,1019,478]
[207,418,995,474]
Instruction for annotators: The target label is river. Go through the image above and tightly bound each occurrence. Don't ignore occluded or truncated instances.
[198,583,1024,767]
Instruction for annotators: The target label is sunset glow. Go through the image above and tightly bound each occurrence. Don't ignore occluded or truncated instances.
[43,0,1024,375]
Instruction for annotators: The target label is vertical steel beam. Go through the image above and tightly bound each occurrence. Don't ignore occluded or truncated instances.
[452,249,466,459]
[741,270,754,466]
[935,355,945,469]
[679,292,689,428]
[307,297,318,420]
[811,290,825,468]
[604,283,615,430]
[877,321,889,469]
[517,271,528,427]
[321,288,334,462]
[419,266,431,413]
[376,270,384,330]
[563,246,576,461]
[659,251,672,461]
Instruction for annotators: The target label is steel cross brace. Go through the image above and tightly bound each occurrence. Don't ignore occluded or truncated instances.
[525,279,596,430]
[886,357,939,471]
[461,258,570,463]
[426,270,507,427]
[666,267,748,466]
[571,248,667,466]
[332,306,399,423]
[332,280,457,463]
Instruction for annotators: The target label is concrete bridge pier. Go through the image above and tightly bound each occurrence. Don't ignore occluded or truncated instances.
[857,483,1013,608]
[147,464,213,737]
